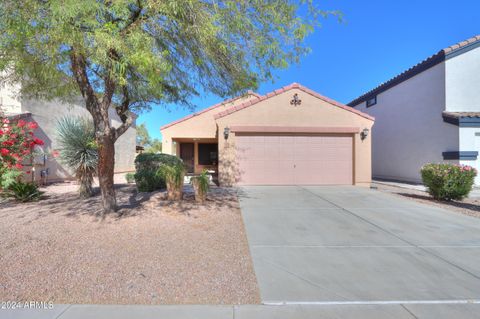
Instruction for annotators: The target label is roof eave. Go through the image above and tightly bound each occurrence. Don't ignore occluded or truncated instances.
[348,35,480,107]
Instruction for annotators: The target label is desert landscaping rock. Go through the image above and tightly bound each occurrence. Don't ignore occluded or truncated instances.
[373,182,480,219]
[0,180,260,304]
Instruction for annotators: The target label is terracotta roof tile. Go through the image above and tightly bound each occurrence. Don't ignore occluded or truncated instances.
[160,91,261,130]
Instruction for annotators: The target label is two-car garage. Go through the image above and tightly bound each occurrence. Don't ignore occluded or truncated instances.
[235,133,353,185]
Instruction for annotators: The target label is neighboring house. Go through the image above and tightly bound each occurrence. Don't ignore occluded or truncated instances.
[349,35,480,185]
[0,82,136,182]
[161,83,374,186]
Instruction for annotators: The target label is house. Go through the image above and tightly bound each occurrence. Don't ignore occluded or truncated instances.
[0,82,136,183]
[161,83,374,186]
[349,35,480,184]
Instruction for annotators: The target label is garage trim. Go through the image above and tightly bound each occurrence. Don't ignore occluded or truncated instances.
[230,126,360,134]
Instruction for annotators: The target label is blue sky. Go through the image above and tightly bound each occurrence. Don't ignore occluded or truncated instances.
[138,0,480,140]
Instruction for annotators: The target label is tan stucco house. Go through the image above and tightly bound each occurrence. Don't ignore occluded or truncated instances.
[161,83,375,186]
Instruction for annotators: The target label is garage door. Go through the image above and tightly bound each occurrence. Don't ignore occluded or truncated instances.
[235,134,353,185]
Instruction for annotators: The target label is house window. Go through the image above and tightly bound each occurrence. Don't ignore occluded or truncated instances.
[366,96,377,107]
[198,143,218,165]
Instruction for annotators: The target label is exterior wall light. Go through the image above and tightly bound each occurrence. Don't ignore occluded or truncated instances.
[361,128,369,140]
[224,127,230,140]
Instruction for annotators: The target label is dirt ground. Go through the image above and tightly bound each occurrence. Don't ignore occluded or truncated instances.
[373,182,480,218]
[0,180,260,304]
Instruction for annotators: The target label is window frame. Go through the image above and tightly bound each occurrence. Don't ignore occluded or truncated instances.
[197,143,218,166]
[366,96,377,108]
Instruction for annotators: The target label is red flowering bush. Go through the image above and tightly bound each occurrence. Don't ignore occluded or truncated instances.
[0,115,44,188]
[421,163,477,200]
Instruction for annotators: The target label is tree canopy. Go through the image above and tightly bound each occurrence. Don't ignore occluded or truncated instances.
[1,1,332,116]
[136,123,151,147]
[0,0,334,213]
[136,122,162,153]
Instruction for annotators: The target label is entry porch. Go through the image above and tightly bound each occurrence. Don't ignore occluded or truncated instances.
[172,138,219,178]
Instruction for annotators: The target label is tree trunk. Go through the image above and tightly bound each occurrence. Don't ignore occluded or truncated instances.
[97,134,117,214]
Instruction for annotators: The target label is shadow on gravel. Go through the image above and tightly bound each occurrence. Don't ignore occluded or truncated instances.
[398,192,480,212]
[2,183,241,221]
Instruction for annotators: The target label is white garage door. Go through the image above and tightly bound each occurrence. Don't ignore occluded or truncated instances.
[235,134,353,185]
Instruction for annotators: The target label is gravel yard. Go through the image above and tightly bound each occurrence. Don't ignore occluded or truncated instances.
[373,181,480,218]
[0,179,260,304]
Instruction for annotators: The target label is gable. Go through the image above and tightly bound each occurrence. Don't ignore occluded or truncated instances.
[160,93,259,138]
[214,84,374,129]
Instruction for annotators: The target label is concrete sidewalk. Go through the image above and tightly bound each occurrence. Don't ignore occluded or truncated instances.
[2,303,480,319]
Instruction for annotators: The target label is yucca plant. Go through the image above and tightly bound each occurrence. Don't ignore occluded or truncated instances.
[160,163,185,201]
[191,170,210,203]
[56,116,98,198]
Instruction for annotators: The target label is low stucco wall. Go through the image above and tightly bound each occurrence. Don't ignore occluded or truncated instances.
[215,88,374,186]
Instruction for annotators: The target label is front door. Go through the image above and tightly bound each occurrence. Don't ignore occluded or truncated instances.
[180,143,194,173]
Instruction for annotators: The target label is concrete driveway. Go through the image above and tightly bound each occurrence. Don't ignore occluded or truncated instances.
[238,186,480,316]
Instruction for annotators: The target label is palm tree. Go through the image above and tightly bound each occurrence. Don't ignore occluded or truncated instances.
[56,116,98,198]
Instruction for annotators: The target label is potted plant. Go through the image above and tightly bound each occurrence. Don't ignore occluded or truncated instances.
[191,170,210,203]
[160,163,185,201]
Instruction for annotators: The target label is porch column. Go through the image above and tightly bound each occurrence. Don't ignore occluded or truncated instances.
[194,141,199,173]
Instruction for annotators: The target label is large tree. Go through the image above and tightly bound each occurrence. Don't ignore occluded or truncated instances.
[0,1,332,214]
[136,123,152,147]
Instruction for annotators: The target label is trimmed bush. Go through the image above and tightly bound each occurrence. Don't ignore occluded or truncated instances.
[134,153,182,192]
[135,153,182,171]
[421,163,477,201]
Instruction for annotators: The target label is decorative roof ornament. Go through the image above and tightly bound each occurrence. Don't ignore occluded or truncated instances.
[290,93,302,107]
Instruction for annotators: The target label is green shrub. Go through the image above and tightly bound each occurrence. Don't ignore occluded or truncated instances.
[134,153,182,192]
[2,181,43,202]
[125,172,135,184]
[191,170,210,203]
[421,163,477,201]
[134,153,182,171]
[134,169,164,192]
[160,162,186,200]
[0,169,22,190]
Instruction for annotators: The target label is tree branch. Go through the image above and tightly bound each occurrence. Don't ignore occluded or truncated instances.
[69,47,98,113]
[114,85,134,140]
[120,0,144,35]
[114,112,134,140]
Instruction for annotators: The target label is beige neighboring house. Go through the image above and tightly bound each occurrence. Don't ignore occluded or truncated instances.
[0,82,136,183]
[161,83,375,186]
[349,35,480,185]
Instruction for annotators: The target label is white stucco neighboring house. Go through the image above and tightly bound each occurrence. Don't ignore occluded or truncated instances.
[349,35,480,184]
[0,81,136,182]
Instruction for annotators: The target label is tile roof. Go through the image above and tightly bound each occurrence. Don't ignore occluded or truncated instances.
[214,83,375,121]
[443,112,480,119]
[160,91,261,130]
[348,35,480,107]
